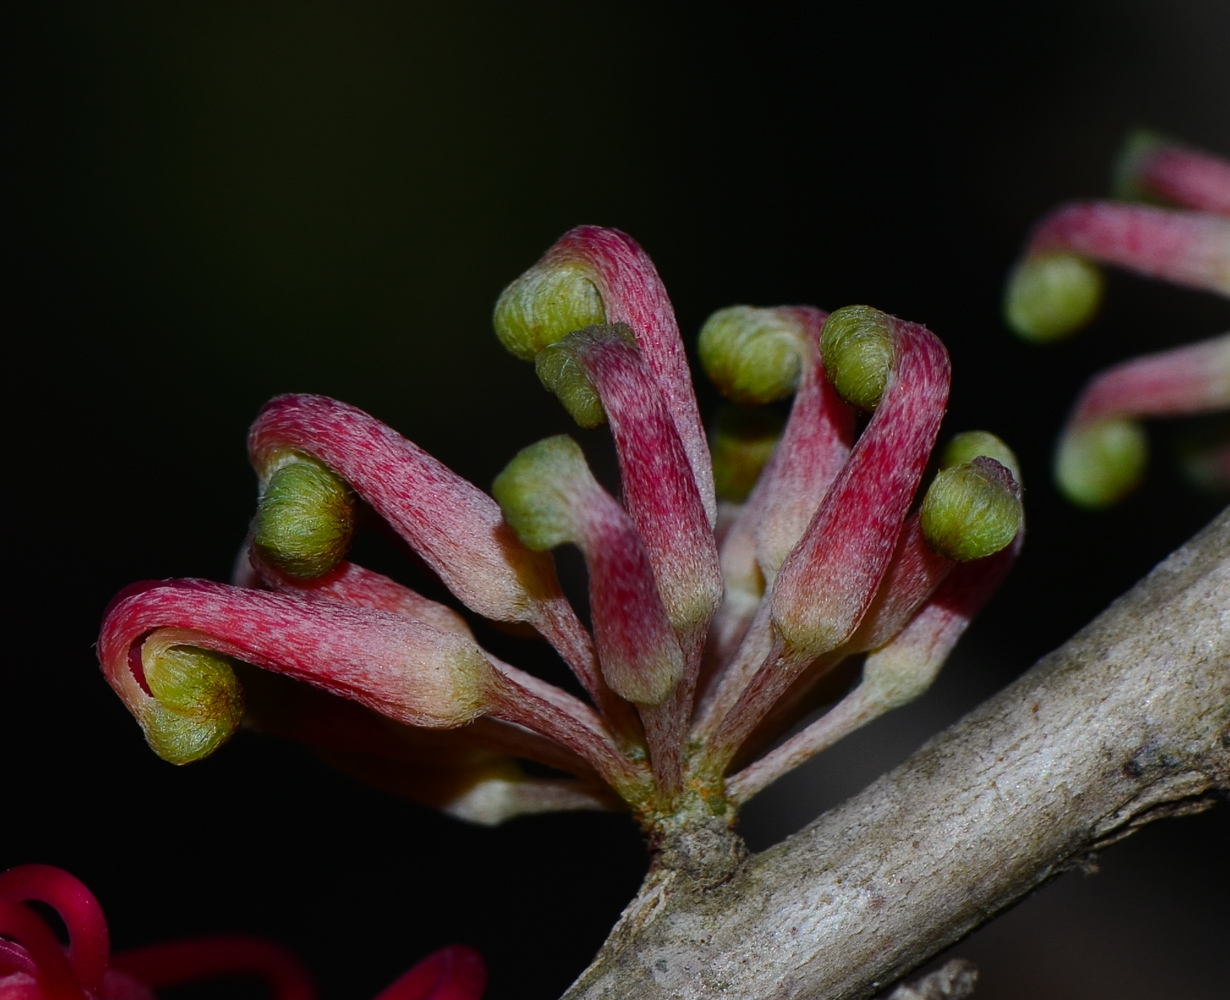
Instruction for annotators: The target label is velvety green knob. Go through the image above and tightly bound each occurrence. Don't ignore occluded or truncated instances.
[1054,417,1147,508]
[698,306,808,405]
[141,644,244,765]
[1004,253,1104,342]
[492,436,588,551]
[252,458,355,579]
[920,457,1023,561]
[820,305,896,411]
[493,260,606,360]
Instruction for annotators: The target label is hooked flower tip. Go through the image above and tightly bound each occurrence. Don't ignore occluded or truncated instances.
[252,456,355,579]
[1004,252,1105,342]
[698,306,809,405]
[491,436,588,551]
[820,305,896,411]
[534,324,637,428]
[1055,417,1148,508]
[138,637,244,765]
[920,456,1023,562]
[493,258,606,360]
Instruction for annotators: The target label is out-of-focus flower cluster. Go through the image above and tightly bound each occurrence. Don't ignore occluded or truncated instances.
[98,227,1024,830]
[0,865,484,1000]
[1004,133,1230,507]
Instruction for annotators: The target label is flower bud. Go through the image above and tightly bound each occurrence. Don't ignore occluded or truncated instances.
[939,430,1022,485]
[820,305,897,411]
[533,327,628,429]
[491,436,589,551]
[1054,417,1147,508]
[920,457,1023,562]
[137,632,244,765]
[492,259,606,360]
[698,306,808,405]
[493,436,685,706]
[710,408,784,502]
[252,457,355,579]
[1004,252,1104,342]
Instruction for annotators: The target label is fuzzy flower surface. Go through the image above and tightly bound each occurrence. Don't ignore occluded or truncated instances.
[0,864,485,1000]
[1005,133,1230,507]
[98,227,1023,830]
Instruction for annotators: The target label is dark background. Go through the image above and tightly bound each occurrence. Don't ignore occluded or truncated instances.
[5,2,1228,998]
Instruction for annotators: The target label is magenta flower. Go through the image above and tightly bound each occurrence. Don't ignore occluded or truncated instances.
[98,226,1023,827]
[1004,133,1230,506]
[0,865,485,1000]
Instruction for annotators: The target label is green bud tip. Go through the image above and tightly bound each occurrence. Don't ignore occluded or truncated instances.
[940,430,1023,486]
[1054,418,1148,508]
[698,306,808,405]
[493,260,606,361]
[820,305,896,411]
[711,407,784,502]
[140,644,244,765]
[534,324,636,429]
[1111,129,1167,202]
[492,435,589,551]
[253,457,356,579]
[1004,252,1105,343]
[920,457,1023,562]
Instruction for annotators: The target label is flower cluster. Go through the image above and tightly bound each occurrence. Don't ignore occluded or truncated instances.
[0,865,485,1000]
[1004,133,1230,507]
[98,227,1023,831]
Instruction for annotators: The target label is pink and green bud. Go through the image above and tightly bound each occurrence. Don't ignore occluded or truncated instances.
[531,327,722,644]
[1004,253,1105,342]
[494,436,684,706]
[1054,417,1148,508]
[1113,131,1230,216]
[100,582,500,742]
[251,455,355,579]
[820,304,897,411]
[248,395,567,629]
[920,456,1023,562]
[697,306,810,404]
[1054,334,1230,507]
[710,408,784,502]
[771,308,950,659]
[534,324,637,429]
[1006,202,1230,341]
[495,226,716,525]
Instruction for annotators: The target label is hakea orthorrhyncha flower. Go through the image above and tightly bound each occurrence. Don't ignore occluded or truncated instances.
[0,864,486,1000]
[98,225,1024,829]
[1005,132,1230,507]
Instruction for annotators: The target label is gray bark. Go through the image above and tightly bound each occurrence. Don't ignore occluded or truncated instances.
[563,509,1230,999]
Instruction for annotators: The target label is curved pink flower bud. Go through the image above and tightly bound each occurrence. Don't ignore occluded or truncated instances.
[1005,201,1230,341]
[1057,333,1230,507]
[494,226,716,525]
[100,581,641,793]
[771,308,951,658]
[1115,132,1230,217]
[247,394,602,701]
[535,327,722,666]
